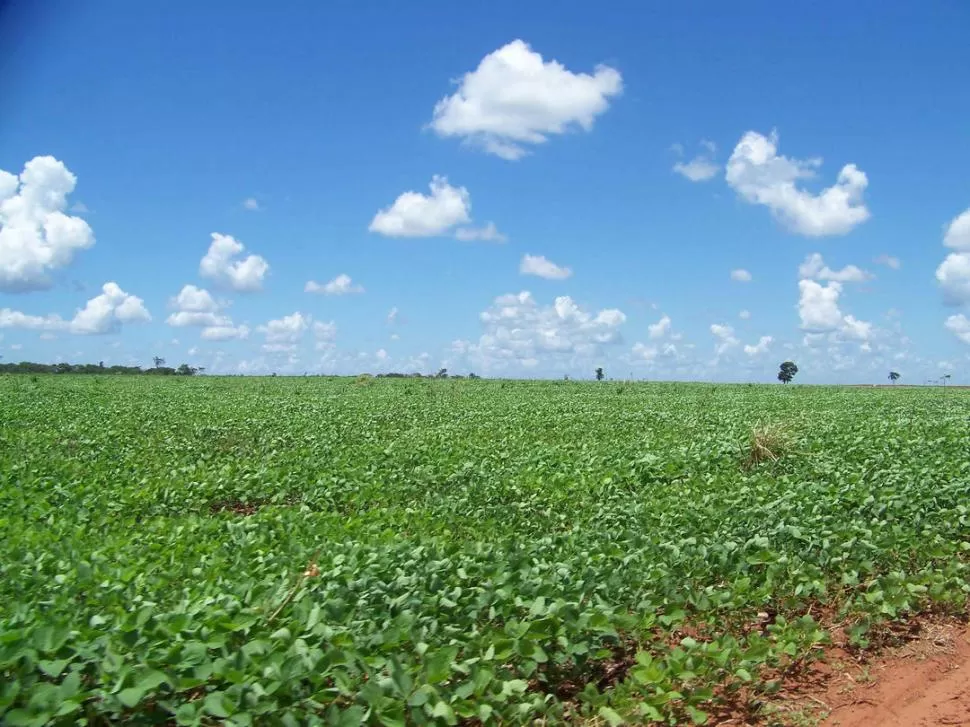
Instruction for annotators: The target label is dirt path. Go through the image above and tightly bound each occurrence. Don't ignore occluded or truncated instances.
[819,624,970,727]
[758,621,970,726]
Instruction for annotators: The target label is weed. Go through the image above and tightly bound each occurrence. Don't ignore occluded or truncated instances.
[743,422,795,469]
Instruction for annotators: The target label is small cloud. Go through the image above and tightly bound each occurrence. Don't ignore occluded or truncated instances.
[874,254,900,270]
[243,197,261,211]
[799,253,872,283]
[672,140,719,182]
[305,274,365,296]
[520,254,572,280]
[70,201,89,214]
[743,335,773,356]
[648,314,671,339]
[387,307,399,325]
[730,268,753,283]
[739,310,751,320]
[454,222,507,243]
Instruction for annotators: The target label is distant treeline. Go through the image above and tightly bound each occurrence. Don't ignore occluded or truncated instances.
[0,361,199,376]
[374,371,480,379]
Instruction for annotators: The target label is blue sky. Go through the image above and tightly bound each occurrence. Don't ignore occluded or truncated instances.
[2,1,969,382]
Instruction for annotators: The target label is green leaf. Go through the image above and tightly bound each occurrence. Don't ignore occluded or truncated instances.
[686,705,709,724]
[38,659,70,678]
[4,709,51,727]
[204,691,233,718]
[598,706,625,726]
[430,701,457,725]
[118,687,145,708]
[425,647,456,684]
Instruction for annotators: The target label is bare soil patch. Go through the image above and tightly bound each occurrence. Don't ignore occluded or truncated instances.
[755,617,970,726]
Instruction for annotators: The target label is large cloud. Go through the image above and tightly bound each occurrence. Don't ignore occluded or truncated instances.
[0,281,150,335]
[0,156,95,292]
[430,40,622,160]
[726,131,870,236]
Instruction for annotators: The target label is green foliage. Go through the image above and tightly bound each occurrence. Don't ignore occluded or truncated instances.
[777,361,798,384]
[1,376,969,724]
[0,360,198,376]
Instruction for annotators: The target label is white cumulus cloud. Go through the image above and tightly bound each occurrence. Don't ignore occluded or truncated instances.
[726,130,870,236]
[305,274,364,295]
[743,335,773,356]
[710,323,740,356]
[258,312,310,344]
[430,39,623,160]
[730,268,752,282]
[797,279,873,340]
[0,308,64,332]
[739,310,751,320]
[166,284,238,329]
[451,291,626,371]
[0,156,95,292]
[201,324,249,341]
[797,279,845,331]
[520,254,572,280]
[70,282,151,335]
[945,314,970,344]
[938,253,970,306]
[944,208,970,250]
[937,207,970,306]
[199,233,269,292]
[369,176,471,238]
[648,314,671,339]
[798,253,872,283]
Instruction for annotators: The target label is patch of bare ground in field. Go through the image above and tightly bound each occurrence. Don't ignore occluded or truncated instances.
[740,614,970,727]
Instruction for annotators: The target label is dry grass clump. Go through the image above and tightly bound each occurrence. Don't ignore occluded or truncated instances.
[742,422,795,469]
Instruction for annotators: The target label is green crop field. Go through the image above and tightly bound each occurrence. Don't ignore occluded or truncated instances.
[2,375,969,726]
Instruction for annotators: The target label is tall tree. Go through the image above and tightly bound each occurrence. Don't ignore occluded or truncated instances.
[889,371,900,384]
[152,356,165,368]
[777,361,798,384]
[595,367,605,381]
